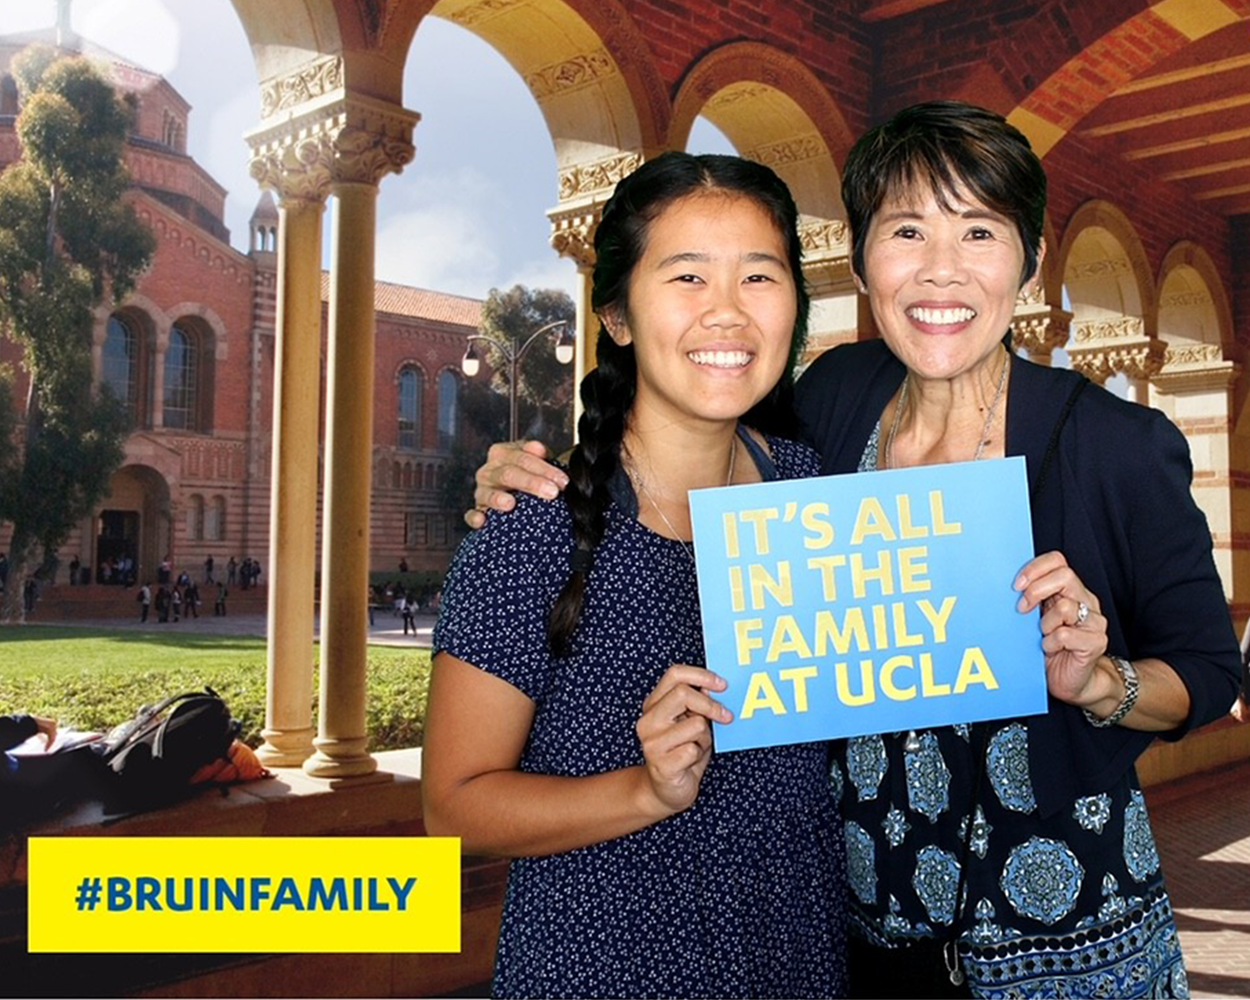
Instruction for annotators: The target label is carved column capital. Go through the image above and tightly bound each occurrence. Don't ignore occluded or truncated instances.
[799,218,851,295]
[1010,303,1072,359]
[246,93,419,202]
[1067,341,1167,384]
[1154,343,1239,394]
[548,202,602,269]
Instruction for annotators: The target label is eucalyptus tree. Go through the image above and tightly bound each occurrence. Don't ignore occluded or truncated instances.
[0,46,154,622]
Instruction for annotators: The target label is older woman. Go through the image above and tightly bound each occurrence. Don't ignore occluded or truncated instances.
[467,102,1240,998]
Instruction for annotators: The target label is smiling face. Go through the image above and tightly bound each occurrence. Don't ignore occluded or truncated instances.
[858,184,1042,384]
[606,190,798,432]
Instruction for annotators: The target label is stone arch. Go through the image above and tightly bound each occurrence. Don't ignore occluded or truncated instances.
[1056,200,1159,390]
[670,42,854,222]
[382,0,666,161]
[166,302,229,361]
[97,464,172,584]
[1056,200,1155,325]
[1156,242,1233,357]
[1006,4,1249,158]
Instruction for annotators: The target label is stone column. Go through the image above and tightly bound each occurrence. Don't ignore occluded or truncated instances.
[150,322,169,430]
[245,91,416,776]
[312,179,381,779]
[313,111,416,780]
[549,194,605,434]
[571,265,594,427]
[260,194,324,766]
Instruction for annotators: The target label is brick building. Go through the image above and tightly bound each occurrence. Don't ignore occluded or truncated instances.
[0,24,479,586]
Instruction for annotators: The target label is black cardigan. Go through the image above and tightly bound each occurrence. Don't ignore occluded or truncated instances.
[794,338,1241,816]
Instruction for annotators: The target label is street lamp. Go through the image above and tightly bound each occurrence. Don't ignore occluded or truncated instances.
[461,319,575,441]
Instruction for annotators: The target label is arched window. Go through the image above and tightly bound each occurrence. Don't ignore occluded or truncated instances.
[164,325,199,430]
[187,494,204,542]
[398,368,422,450]
[205,495,226,541]
[437,370,459,451]
[103,315,139,427]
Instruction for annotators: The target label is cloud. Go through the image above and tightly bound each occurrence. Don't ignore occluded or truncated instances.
[374,201,502,298]
[79,0,181,76]
[501,256,580,300]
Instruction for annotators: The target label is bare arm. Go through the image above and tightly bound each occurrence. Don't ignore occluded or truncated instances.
[421,654,731,857]
[464,441,570,530]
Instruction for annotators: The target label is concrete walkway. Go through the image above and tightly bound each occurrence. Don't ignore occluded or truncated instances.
[1148,760,1250,1000]
[27,607,440,648]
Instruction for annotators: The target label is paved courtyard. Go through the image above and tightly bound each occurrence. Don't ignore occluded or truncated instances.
[1149,760,1250,999]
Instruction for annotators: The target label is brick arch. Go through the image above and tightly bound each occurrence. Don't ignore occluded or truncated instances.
[1157,241,1233,355]
[392,359,428,383]
[1006,3,1249,158]
[670,42,854,222]
[167,303,229,361]
[1056,200,1156,332]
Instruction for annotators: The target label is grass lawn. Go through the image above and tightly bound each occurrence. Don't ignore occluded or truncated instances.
[0,626,432,751]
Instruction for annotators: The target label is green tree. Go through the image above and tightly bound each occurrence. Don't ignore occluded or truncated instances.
[440,285,577,513]
[477,284,576,445]
[0,47,154,622]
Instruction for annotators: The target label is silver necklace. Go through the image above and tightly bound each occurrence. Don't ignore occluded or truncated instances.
[884,350,1010,753]
[883,349,1010,470]
[627,431,738,562]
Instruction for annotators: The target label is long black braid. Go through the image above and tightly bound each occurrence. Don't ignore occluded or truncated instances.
[547,151,810,655]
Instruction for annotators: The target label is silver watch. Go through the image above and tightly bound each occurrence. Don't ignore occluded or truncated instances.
[1083,656,1139,728]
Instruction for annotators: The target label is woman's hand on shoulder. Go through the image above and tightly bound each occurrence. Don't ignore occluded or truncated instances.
[464,440,570,529]
[1014,551,1111,707]
[634,665,732,818]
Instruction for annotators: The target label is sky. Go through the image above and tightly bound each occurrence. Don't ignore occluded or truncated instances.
[0,0,733,302]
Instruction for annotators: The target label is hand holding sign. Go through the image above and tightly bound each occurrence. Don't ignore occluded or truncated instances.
[1014,550,1110,707]
[635,665,732,816]
[690,458,1048,752]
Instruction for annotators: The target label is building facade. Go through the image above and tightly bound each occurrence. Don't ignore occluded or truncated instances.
[0,25,479,585]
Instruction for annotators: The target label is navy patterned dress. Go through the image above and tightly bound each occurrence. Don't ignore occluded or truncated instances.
[434,434,847,1000]
[832,425,1188,999]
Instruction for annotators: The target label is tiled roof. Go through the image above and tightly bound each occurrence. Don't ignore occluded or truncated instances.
[320,272,482,329]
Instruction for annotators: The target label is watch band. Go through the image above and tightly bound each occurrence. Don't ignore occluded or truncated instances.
[1083,656,1139,728]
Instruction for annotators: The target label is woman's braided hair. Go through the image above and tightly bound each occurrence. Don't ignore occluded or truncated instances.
[547,151,810,654]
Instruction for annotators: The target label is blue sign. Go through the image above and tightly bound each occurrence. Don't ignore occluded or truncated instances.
[689,457,1046,752]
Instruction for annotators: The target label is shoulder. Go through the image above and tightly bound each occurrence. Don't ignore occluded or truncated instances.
[797,338,900,395]
[449,492,575,581]
[1063,378,1191,479]
[762,434,823,479]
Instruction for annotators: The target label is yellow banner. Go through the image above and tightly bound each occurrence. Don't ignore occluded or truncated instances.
[28,837,460,953]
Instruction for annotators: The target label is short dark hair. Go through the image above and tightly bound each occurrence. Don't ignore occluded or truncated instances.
[841,101,1047,285]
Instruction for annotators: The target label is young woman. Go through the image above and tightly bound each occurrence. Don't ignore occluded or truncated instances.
[422,152,847,999]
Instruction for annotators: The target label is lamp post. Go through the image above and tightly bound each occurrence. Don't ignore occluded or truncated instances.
[461,319,575,441]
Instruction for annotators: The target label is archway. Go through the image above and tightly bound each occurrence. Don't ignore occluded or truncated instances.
[1055,201,1159,400]
[95,465,172,585]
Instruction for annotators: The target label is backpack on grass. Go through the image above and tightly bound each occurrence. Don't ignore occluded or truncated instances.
[100,688,241,810]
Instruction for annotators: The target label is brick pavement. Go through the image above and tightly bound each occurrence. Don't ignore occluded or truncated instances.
[1148,760,1250,1000]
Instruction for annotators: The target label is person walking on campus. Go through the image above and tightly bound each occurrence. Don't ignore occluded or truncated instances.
[137,582,151,623]
[215,580,228,616]
[204,554,214,584]
[184,580,200,618]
